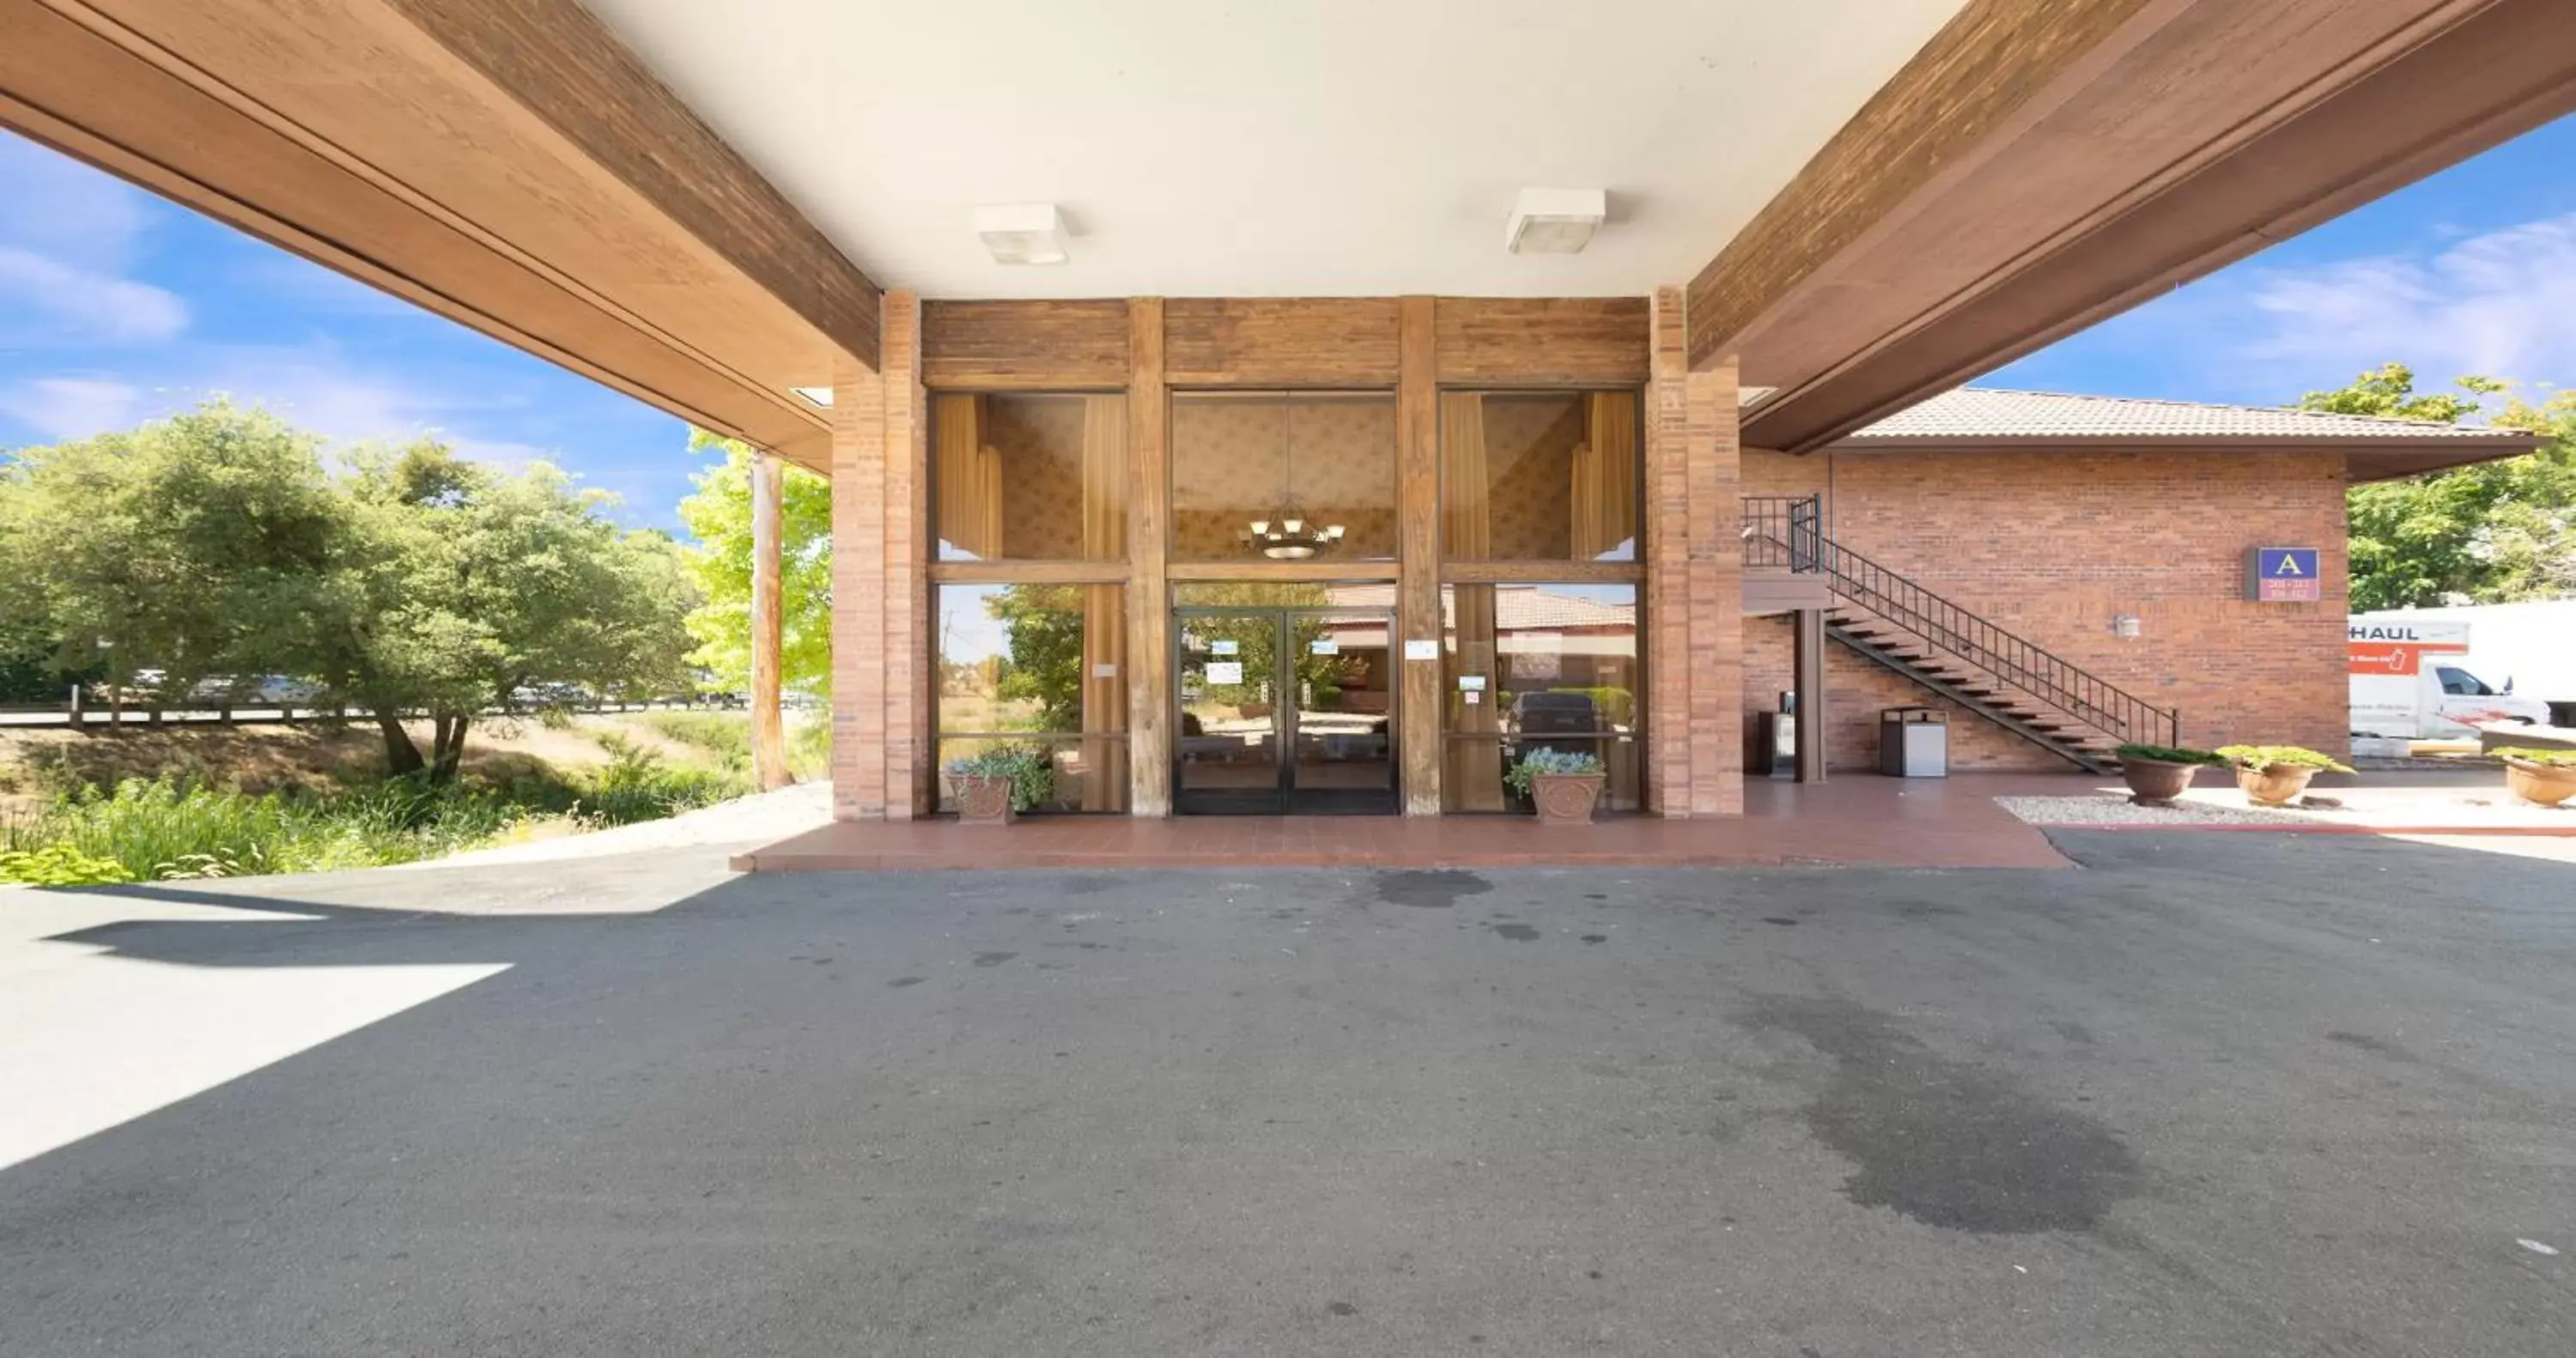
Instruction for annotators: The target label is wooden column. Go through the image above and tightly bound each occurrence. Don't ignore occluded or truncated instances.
[1125,299,1173,816]
[1643,287,1745,817]
[748,448,790,790]
[1793,605,1827,783]
[1396,296,1443,816]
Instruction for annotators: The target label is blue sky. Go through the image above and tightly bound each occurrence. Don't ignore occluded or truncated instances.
[4,114,2571,533]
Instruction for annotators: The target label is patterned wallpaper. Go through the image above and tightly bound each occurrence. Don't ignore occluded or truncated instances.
[1172,397,1398,559]
[940,391,1632,562]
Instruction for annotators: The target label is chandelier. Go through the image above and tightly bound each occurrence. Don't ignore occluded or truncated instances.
[1241,400,1346,559]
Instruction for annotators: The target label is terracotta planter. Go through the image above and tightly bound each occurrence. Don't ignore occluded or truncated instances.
[2118,757,2201,804]
[2234,764,2318,808]
[2503,758,2576,808]
[953,774,1017,825]
[1530,772,1606,827]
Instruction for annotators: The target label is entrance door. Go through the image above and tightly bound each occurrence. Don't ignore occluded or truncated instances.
[1176,606,1396,815]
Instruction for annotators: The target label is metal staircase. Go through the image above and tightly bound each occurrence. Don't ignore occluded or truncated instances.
[1743,496,2178,773]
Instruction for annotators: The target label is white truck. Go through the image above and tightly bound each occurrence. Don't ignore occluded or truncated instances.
[2348,613,2551,739]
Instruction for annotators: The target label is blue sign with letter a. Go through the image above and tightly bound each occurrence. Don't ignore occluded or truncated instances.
[2248,547,2323,602]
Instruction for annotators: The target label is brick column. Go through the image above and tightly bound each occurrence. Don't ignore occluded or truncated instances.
[1644,287,1745,817]
[829,289,929,821]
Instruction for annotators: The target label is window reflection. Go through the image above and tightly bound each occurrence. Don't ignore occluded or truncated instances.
[1441,583,1640,813]
[934,584,1127,812]
[933,392,1127,562]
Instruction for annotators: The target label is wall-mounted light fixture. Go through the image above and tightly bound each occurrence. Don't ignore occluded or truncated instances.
[2112,615,2143,639]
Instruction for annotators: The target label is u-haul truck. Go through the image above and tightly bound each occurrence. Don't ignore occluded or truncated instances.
[2348,615,2549,738]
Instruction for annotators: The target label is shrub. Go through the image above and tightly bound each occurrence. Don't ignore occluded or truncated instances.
[572,738,749,826]
[0,843,136,886]
[2214,745,2355,774]
[639,711,753,771]
[2493,747,2576,769]
[2113,743,2228,766]
[946,744,1055,812]
[1504,747,1606,795]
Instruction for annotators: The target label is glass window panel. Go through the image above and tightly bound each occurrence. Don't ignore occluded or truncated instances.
[1441,583,1641,813]
[935,737,1127,815]
[1172,391,1396,562]
[933,392,1127,561]
[1441,391,1640,562]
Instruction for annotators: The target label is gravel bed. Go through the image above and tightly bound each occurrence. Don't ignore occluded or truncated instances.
[1995,794,2313,827]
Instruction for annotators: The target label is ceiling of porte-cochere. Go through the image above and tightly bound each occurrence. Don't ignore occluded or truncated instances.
[577,0,1970,298]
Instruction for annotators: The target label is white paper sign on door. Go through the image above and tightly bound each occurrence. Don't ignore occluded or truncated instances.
[1309,639,1340,655]
[1206,662,1244,685]
[1211,640,1240,656]
[1403,639,1439,661]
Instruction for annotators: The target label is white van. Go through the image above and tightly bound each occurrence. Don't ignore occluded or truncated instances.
[2348,615,2550,739]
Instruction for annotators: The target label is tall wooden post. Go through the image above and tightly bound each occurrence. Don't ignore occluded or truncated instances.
[1125,299,1173,817]
[749,447,790,790]
[1396,296,1443,815]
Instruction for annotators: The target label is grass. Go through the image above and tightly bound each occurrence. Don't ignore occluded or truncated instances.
[1,744,751,886]
[641,709,830,779]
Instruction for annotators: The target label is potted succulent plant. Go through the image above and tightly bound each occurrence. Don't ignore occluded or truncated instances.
[945,744,1055,825]
[1506,748,1608,826]
[2111,743,2227,804]
[2214,744,2354,808]
[2492,747,2576,808]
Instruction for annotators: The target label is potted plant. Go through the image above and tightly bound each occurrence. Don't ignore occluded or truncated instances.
[2492,747,2576,808]
[2111,743,2227,804]
[1506,748,1608,826]
[945,745,1055,825]
[2213,744,2354,808]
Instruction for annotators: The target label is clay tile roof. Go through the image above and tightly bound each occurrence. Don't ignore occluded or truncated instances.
[1840,387,2534,443]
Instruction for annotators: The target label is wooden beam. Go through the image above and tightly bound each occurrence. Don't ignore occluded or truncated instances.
[1699,0,2576,451]
[749,449,789,791]
[1433,298,1649,386]
[1397,297,1443,817]
[1163,299,1400,387]
[380,0,880,367]
[1125,300,1173,817]
[1743,0,2576,451]
[1443,561,1644,585]
[922,300,1132,390]
[3,0,874,475]
[1687,0,2166,369]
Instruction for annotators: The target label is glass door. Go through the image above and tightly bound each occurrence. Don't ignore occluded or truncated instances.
[1176,611,1285,814]
[1175,604,1399,815]
[1285,607,1396,815]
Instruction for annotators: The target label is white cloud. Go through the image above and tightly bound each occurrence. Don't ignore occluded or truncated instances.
[0,132,156,272]
[2229,211,2576,391]
[0,377,144,441]
[0,246,189,347]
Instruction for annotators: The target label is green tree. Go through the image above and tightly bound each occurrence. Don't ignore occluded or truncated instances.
[0,402,348,698]
[2301,366,2576,609]
[674,431,833,697]
[987,585,1087,729]
[0,402,699,783]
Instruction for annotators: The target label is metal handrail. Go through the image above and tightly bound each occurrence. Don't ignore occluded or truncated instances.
[1740,494,2178,748]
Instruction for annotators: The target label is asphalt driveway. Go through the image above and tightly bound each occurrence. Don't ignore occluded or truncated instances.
[3,833,2572,1355]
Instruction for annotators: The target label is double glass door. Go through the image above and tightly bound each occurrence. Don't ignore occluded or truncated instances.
[1175,606,1396,815]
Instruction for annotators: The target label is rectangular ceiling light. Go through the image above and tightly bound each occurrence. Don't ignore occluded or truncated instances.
[790,386,834,408]
[1505,187,1607,254]
[974,203,1069,265]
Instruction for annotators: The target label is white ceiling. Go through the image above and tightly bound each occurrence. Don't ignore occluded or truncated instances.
[581,1,1967,300]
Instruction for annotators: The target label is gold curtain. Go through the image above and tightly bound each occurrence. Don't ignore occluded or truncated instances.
[1569,391,1638,561]
[933,393,1003,559]
[1440,393,1506,811]
[1078,395,1130,810]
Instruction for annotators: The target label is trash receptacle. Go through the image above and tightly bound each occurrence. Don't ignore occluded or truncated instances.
[1879,706,1947,778]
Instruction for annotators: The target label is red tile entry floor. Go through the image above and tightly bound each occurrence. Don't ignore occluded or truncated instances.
[734,775,2080,872]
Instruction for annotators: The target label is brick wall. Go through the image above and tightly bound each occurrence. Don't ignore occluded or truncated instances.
[1743,448,2349,772]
